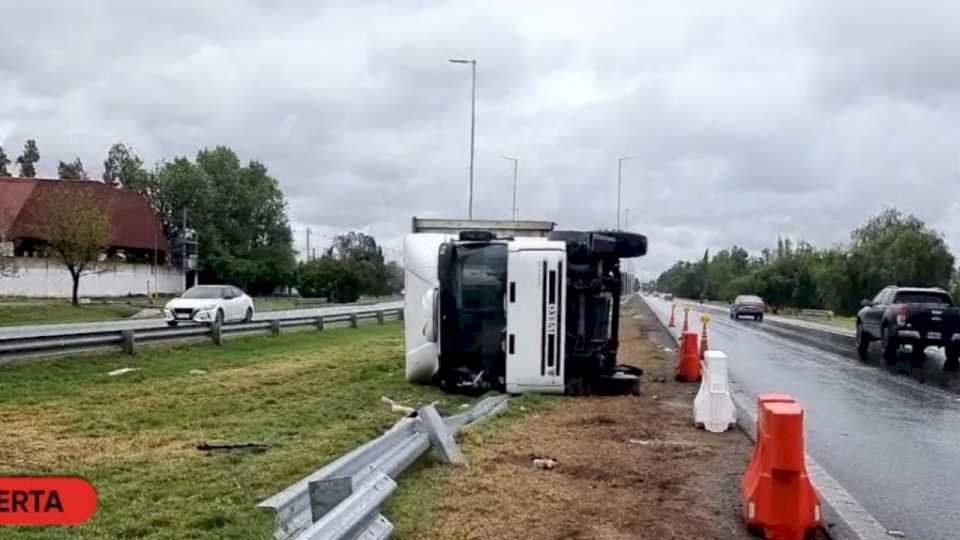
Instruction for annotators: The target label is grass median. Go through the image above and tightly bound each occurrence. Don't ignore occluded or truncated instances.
[0,301,142,326]
[0,321,473,539]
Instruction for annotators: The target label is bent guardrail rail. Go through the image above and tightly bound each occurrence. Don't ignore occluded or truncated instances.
[258,395,510,540]
[0,307,403,363]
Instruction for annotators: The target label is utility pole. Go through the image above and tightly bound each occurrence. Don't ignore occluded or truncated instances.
[449,58,477,219]
[306,228,311,263]
[501,156,519,220]
[617,156,634,230]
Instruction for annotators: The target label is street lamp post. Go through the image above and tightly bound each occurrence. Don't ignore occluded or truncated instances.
[501,156,519,220]
[449,58,477,219]
[617,155,634,230]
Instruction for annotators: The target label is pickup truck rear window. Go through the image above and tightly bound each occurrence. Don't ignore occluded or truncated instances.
[893,292,952,306]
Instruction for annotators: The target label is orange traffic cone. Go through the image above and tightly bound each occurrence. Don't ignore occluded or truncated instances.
[682,307,691,332]
[675,331,701,382]
[668,304,676,328]
[699,314,711,360]
[742,398,820,540]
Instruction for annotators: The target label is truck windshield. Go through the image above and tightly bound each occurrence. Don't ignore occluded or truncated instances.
[893,292,952,306]
[455,244,507,312]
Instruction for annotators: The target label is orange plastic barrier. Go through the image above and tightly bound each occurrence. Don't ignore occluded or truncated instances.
[743,394,796,496]
[741,397,820,540]
[675,331,701,382]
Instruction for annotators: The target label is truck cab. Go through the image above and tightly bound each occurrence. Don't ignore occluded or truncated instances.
[403,227,647,395]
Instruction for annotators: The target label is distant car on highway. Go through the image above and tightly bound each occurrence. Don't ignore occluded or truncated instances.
[856,286,960,369]
[164,285,255,327]
[663,293,674,301]
[731,295,765,321]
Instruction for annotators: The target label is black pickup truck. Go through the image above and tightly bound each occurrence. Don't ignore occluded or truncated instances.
[855,286,960,370]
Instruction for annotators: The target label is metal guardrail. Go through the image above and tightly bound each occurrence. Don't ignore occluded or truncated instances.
[258,395,510,540]
[800,308,834,319]
[0,308,403,362]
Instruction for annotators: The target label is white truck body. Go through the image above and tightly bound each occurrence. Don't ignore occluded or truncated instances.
[403,233,568,393]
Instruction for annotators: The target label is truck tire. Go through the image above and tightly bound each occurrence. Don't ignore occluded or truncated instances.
[881,325,898,365]
[855,322,870,360]
[757,314,764,322]
[945,346,960,372]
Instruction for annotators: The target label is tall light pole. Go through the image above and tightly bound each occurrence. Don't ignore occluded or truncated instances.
[449,58,477,219]
[617,156,634,230]
[624,207,635,294]
[501,156,519,220]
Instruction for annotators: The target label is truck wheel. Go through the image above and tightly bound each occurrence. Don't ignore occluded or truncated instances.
[757,314,764,322]
[944,346,960,372]
[855,323,870,360]
[881,326,898,365]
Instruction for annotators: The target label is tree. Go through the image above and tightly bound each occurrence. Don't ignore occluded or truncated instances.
[16,139,40,177]
[148,147,296,294]
[325,231,390,296]
[58,158,88,180]
[0,146,10,176]
[30,187,111,305]
[848,208,954,297]
[103,143,150,191]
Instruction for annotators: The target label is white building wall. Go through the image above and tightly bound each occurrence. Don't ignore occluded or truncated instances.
[0,258,185,298]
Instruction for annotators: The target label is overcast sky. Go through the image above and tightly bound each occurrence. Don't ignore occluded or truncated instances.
[2,0,960,276]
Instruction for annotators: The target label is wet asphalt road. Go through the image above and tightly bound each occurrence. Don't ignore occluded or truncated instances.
[644,295,960,540]
[0,301,404,339]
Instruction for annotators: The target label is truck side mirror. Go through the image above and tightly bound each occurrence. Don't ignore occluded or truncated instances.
[860,299,872,307]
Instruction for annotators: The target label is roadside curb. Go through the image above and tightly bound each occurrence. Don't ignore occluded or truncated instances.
[635,295,890,540]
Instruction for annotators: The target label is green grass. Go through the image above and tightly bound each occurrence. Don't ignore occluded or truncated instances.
[0,322,475,539]
[0,301,142,326]
[783,313,856,330]
[252,297,300,312]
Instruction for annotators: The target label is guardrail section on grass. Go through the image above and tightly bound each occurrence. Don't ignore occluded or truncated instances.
[0,308,404,363]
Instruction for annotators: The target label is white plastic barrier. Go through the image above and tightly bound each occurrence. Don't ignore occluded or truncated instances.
[694,350,737,433]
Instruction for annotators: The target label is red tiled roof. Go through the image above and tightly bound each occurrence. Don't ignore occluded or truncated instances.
[0,177,168,254]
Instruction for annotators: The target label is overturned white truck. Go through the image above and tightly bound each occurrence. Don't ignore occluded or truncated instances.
[404,219,647,395]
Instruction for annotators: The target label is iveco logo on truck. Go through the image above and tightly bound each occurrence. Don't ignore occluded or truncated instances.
[546,304,557,335]
[402,220,647,396]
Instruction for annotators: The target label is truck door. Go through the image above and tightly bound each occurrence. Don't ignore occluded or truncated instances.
[505,247,566,393]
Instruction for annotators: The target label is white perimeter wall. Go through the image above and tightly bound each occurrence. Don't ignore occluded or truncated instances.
[0,257,185,297]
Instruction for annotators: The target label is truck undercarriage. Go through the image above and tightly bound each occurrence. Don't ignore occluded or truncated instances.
[432,230,647,395]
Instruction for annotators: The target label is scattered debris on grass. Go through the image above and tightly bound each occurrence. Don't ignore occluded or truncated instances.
[189,369,207,375]
[107,367,140,376]
[382,396,417,415]
[196,441,270,453]
[531,457,558,470]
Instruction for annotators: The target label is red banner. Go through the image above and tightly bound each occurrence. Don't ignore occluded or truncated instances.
[0,477,97,526]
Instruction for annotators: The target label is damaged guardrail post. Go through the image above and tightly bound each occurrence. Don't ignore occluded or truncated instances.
[350,314,358,328]
[418,403,466,465]
[376,310,385,325]
[258,395,508,540]
[270,320,282,336]
[315,316,325,332]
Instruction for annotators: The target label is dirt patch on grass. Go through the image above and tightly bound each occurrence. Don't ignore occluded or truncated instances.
[411,299,757,540]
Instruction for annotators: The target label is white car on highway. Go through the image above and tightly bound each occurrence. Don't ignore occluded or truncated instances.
[164,285,255,326]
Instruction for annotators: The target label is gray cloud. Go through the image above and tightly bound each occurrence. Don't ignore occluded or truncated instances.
[2,0,960,277]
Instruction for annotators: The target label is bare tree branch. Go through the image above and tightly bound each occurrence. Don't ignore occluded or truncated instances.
[30,187,111,305]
